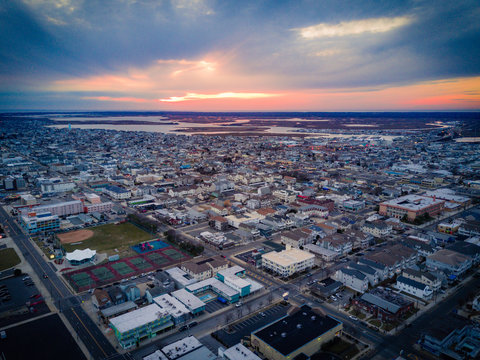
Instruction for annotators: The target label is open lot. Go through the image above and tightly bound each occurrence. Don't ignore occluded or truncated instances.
[61,222,153,257]
[0,247,21,271]
[0,313,85,360]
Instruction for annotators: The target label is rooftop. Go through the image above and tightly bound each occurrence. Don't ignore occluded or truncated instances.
[109,304,168,333]
[252,305,342,356]
[262,248,314,267]
[381,194,444,211]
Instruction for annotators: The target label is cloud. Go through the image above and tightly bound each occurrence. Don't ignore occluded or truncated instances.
[296,16,412,39]
[83,96,153,103]
[158,92,281,102]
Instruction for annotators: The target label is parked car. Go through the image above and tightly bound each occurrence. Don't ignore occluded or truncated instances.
[349,315,358,321]
[179,325,188,332]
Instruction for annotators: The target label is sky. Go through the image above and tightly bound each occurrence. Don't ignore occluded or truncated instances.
[0,0,479,111]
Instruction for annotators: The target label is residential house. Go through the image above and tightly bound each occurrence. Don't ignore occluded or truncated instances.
[395,276,433,300]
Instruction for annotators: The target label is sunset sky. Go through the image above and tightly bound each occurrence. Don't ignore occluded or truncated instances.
[1,0,479,111]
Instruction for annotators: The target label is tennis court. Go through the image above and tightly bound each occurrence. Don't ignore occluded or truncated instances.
[163,248,187,260]
[111,262,135,276]
[63,245,190,292]
[91,267,115,282]
[129,257,154,270]
[147,252,169,265]
[71,272,93,288]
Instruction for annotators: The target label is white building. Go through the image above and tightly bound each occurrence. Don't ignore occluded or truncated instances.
[262,246,315,277]
[395,276,433,300]
[104,185,131,200]
[219,343,262,360]
[334,268,368,293]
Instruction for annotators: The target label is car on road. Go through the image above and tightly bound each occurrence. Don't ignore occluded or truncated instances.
[43,273,48,279]
[349,315,358,321]
[179,325,188,332]
[235,302,243,307]
[188,321,198,328]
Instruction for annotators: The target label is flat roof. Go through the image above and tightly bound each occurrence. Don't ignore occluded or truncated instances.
[262,248,314,267]
[381,195,444,211]
[153,294,190,318]
[217,265,245,278]
[109,304,168,333]
[223,343,262,360]
[186,278,239,297]
[101,301,137,318]
[161,336,202,360]
[171,289,205,311]
[252,306,342,356]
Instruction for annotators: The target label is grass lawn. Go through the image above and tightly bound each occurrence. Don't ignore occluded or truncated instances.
[62,222,152,256]
[368,319,382,327]
[0,248,21,271]
[322,337,352,354]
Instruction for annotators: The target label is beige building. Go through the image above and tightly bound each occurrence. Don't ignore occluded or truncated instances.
[262,246,314,277]
[180,256,229,281]
[251,305,342,360]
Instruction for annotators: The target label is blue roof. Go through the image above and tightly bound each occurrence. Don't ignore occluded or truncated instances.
[105,185,129,193]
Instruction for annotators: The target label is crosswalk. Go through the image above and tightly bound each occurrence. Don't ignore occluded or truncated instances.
[245,270,274,287]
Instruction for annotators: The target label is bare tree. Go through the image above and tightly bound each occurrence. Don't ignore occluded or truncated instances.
[246,302,252,314]
[224,312,232,325]
[267,292,274,304]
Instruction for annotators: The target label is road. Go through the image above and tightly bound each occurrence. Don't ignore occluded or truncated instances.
[0,206,119,360]
[363,275,480,360]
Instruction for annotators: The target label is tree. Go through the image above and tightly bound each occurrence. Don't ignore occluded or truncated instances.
[13,268,22,277]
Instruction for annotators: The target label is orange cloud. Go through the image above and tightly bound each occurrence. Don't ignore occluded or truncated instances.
[158,92,281,102]
[83,96,154,103]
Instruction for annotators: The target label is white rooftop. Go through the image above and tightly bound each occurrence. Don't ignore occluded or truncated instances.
[161,336,202,360]
[171,289,205,311]
[165,267,197,287]
[381,195,444,211]
[217,265,244,278]
[65,248,96,262]
[143,350,168,360]
[109,304,168,333]
[153,294,190,318]
[222,343,262,360]
[262,248,315,267]
[186,277,239,297]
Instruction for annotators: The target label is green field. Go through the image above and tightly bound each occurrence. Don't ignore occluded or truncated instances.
[62,222,152,256]
[0,248,21,271]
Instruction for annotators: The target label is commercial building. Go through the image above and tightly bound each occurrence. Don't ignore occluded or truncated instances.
[109,303,173,349]
[251,305,342,360]
[21,200,83,218]
[186,277,240,304]
[353,288,413,322]
[19,211,60,234]
[40,178,75,193]
[104,185,131,200]
[152,294,190,325]
[219,343,261,360]
[379,195,445,221]
[171,289,206,315]
[262,246,315,278]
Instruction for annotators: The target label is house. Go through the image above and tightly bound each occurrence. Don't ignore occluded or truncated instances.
[361,221,392,238]
[395,276,433,300]
[335,268,369,293]
[426,249,472,278]
[402,268,442,292]
[447,241,480,265]
[347,262,379,286]
[321,234,353,256]
[181,256,229,281]
[209,215,228,231]
[279,229,313,248]
[92,288,112,310]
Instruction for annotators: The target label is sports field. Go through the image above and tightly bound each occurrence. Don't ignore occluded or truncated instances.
[0,248,21,271]
[64,245,190,292]
[60,222,152,256]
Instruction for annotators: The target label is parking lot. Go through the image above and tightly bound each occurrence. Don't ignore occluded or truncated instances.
[205,299,230,313]
[0,274,50,327]
[328,288,355,309]
[213,303,289,348]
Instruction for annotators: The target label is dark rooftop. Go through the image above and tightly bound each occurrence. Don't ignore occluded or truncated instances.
[252,305,341,356]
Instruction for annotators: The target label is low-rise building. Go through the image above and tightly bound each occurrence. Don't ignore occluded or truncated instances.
[395,276,433,300]
[353,288,413,322]
[379,195,445,221]
[426,249,472,277]
[109,304,173,349]
[19,211,60,234]
[104,185,131,200]
[262,246,315,278]
[219,343,262,360]
[361,221,392,238]
[171,289,206,315]
[402,268,442,292]
[335,268,369,293]
[251,305,342,360]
